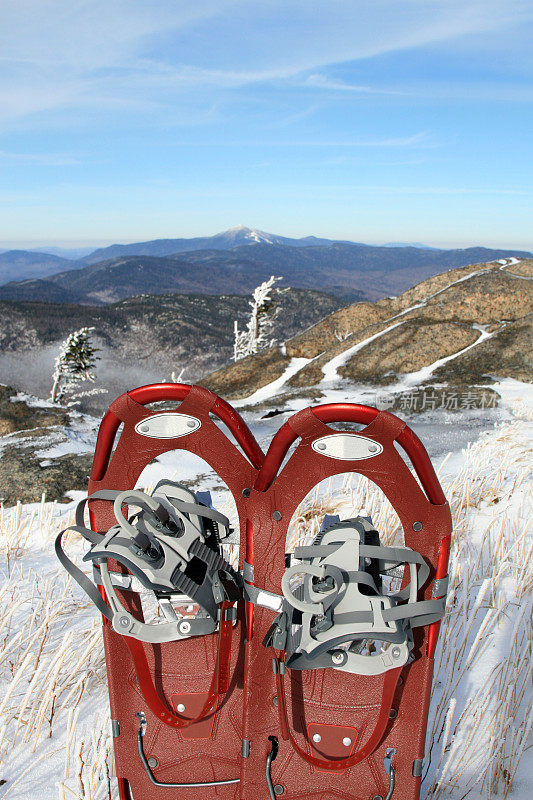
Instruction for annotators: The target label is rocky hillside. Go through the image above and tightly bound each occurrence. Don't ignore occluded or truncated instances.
[204,258,532,405]
[0,385,95,506]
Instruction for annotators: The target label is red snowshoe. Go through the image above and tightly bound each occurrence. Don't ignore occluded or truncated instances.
[57,387,451,800]
[57,384,263,798]
[241,404,451,800]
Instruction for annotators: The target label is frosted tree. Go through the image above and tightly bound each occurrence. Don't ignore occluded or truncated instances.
[50,327,102,404]
[233,276,285,361]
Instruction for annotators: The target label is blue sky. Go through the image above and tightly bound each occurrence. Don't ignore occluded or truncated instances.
[1,0,532,250]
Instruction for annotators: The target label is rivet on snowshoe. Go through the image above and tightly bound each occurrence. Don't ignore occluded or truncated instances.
[273,510,282,521]
[312,733,322,743]
[331,651,347,666]
[274,786,285,795]
[147,757,158,768]
[176,703,186,712]
[342,737,352,746]
[242,488,251,497]
[389,708,398,719]
[413,521,423,531]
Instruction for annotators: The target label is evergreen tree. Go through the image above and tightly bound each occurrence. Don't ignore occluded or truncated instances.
[50,327,101,404]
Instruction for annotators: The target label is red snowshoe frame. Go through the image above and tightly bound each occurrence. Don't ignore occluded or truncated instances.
[243,404,451,800]
[87,384,263,799]
[84,385,451,800]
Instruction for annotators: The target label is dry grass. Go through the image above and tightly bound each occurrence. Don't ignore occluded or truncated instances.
[0,498,111,799]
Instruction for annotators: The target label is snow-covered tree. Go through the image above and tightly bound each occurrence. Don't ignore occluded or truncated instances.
[233,276,286,361]
[50,327,102,404]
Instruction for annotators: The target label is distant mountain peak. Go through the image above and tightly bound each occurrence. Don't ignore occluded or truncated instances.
[222,226,275,244]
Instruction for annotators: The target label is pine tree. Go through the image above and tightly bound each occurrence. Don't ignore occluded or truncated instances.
[50,327,101,404]
[233,276,285,361]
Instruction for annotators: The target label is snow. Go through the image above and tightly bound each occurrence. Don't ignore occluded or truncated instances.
[396,324,493,388]
[35,422,97,460]
[321,320,407,383]
[246,229,273,244]
[10,391,59,410]
[233,357,312,407]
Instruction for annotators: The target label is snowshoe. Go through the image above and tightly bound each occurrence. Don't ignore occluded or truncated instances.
[241,404,452,800]
[57,383,264,799]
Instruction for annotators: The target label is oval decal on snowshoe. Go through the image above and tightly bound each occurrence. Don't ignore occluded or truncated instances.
[134,413,201,439]
[311,434,383,460]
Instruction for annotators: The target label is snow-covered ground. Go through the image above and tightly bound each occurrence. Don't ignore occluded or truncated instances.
[0,377,531,799]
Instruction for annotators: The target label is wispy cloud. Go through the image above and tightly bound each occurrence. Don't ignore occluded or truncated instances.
[341,185,530,196]
[231,132,433,148]
[0,150,80,165]
[1,0,532,124]
[303,73,403,95]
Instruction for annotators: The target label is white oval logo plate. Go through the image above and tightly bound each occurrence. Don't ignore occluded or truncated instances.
[311,434,383,461]
[135,413,201,439]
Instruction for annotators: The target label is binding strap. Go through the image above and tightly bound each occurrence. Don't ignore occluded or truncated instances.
[56,491,238,729]
[271,649,401,771]
[55,490,122,621]
[124,600,236,729]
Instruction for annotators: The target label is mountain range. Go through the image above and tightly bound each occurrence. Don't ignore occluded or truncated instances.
[1,256,530,504]
[0,226,530,304]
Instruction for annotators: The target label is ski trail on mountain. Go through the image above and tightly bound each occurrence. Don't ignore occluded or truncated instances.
[233,357,312,407]
[320,320,407,383]
[397,324,494,388]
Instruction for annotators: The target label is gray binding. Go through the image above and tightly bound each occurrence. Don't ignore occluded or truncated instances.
[56,480,241,643]
[267,516,446,676]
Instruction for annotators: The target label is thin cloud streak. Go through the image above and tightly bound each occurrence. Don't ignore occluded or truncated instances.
[303,73,405,95]
[0,150,80,165]
[156,132,433,148]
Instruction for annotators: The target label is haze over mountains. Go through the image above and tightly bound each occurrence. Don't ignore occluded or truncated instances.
[0,226,530,304]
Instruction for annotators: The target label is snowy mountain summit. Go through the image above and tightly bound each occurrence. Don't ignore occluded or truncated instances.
[218,225,333,247]
[223,225,276,245]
